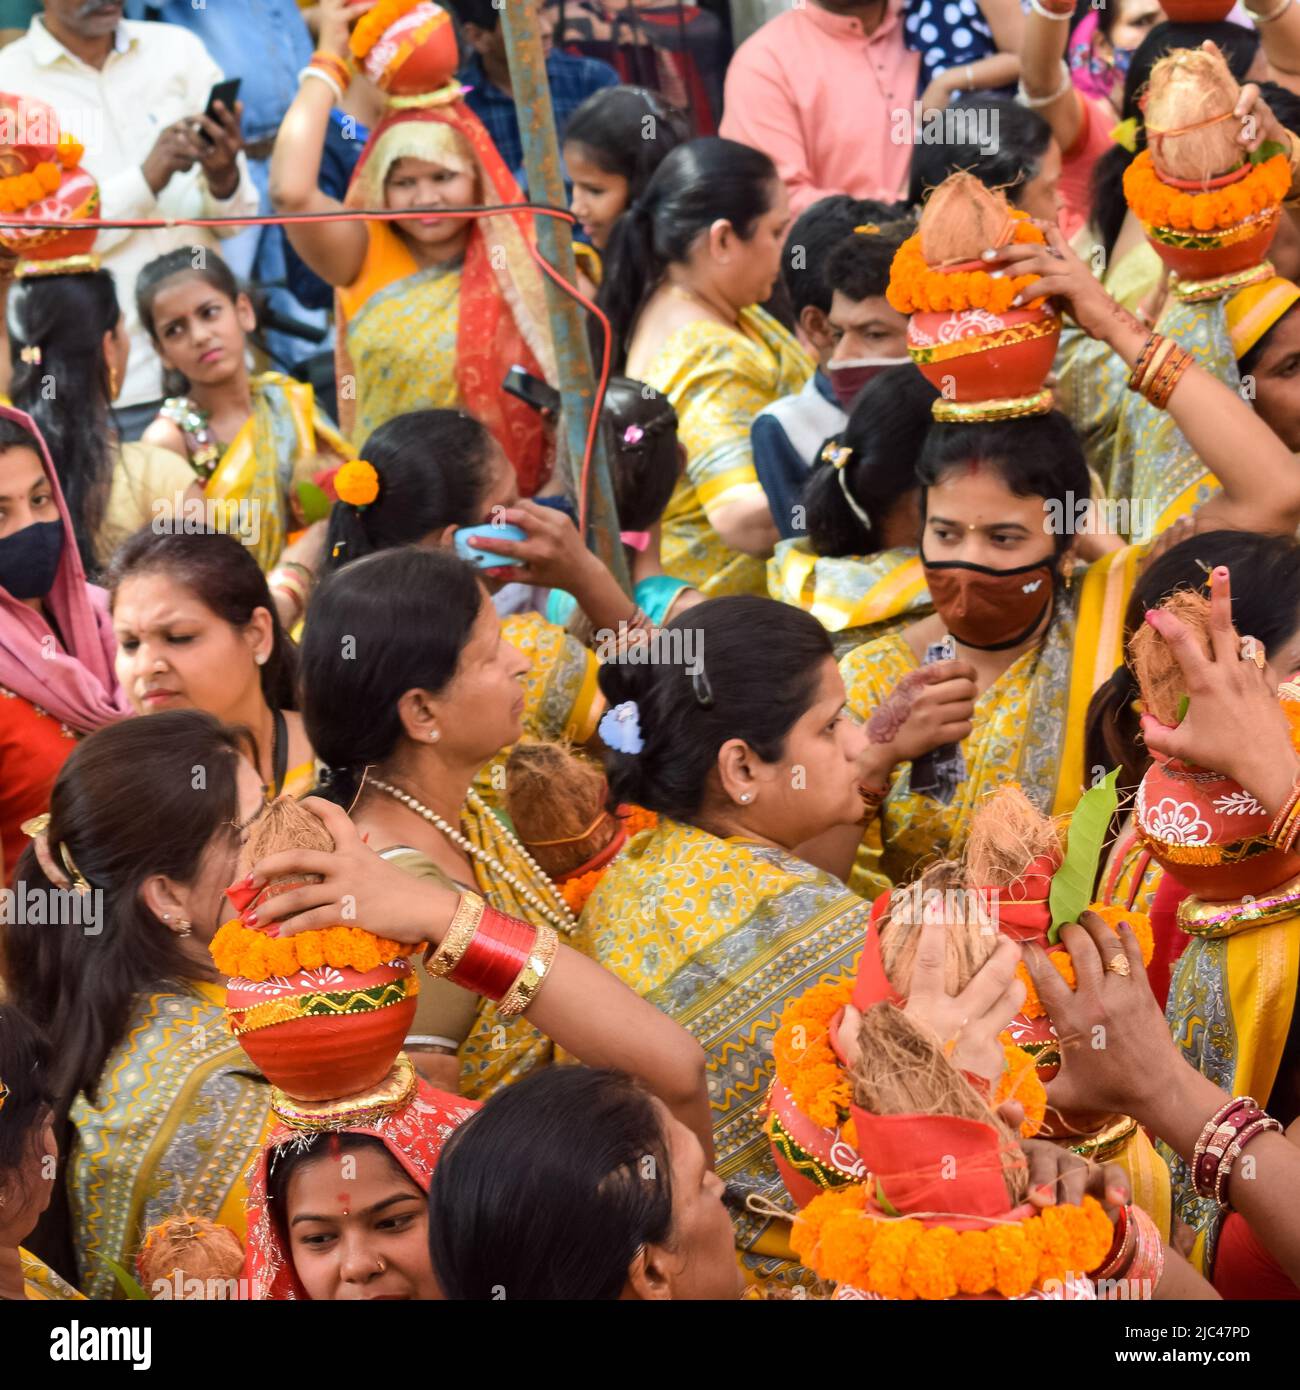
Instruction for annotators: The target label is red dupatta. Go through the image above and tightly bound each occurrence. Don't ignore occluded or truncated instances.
[340,99,558,496]
[242,1079,479,1300]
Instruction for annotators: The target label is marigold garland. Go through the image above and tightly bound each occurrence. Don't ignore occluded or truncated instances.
[1015,904,1154,1020]
[993,1041,1047,1137]
[0,162,61,214]
[349,0,424,59]
[886,213,1048,316]
[560,867,604,915]
[772,976,856,1129]
[619,804,658,838]
[334,459,381,508]
[210,920,412,982]
[790,1184,1114,1299]
[1123,150,1290,233]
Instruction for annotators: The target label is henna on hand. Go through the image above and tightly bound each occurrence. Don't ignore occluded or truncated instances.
[867,669,927,744]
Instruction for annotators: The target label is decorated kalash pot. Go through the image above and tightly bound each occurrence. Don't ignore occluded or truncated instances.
[348,0,460,96]
[784,1002,1161,1300]
[212,798,420,1104]
[1127,588,1300,1272]
[885,172,1060,422]
[0,93,99,276]
[1123,46,1292,303]
[766,785,1166,1230]
[1130,589,1300,901]
[504,740,656,918]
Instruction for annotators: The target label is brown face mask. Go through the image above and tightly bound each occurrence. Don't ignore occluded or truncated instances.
[921,552,1057,651]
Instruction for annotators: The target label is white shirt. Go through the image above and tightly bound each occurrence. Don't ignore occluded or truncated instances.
[0,18,259,406]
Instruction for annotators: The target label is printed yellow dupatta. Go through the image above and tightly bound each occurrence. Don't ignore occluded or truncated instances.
[767,541,930,658]
[69,980,272,1299]
[204,372,353,571]
[578,817,871,1285]
[1164,881,1300,1275]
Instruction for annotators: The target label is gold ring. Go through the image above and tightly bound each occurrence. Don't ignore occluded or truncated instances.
[1104,953,1131,977]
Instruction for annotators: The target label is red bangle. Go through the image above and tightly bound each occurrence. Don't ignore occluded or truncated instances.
[447,905,538,1002]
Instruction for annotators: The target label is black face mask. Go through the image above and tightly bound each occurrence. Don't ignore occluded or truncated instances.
[0,520,64,600]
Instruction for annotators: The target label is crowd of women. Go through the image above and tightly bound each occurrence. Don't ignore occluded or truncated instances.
[6,0,1300,1306]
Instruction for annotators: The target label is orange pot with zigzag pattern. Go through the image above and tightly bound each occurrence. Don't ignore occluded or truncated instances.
[907,299,1060,421]
[227,957,418,1101]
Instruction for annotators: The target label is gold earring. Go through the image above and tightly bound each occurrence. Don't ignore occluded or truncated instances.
[108,363,119,397]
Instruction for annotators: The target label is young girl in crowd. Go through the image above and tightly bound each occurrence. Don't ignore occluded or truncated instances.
[545,377,701,630]
[562,85,689,271]
[0,1005,83,1301]
[2,713,272,1297]
[109,530,313,799]
[599,138,808,598]
[8,270,200,575]
[768,363,935,658]
[271,0,558,492]
[137,248,352,574]
[0,410,130,885]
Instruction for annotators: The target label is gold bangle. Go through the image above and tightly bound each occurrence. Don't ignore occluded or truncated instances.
[424,892,485,979]
[497,924,559,1018]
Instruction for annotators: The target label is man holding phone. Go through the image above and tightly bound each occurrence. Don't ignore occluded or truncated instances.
[0,0,258,437]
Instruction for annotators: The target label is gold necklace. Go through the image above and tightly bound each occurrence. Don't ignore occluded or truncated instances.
[369,779,578,935]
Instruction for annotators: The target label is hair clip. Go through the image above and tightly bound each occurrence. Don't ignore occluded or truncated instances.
[21,813,87,894]
[622,423,645,446]
[19,344,41,365]
[692,666,715,709]
[854,223,881,236]
[820,441,853,471]
[0,1078,8,1114]
[599,700,645,755]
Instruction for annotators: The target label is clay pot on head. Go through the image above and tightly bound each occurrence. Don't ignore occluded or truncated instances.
[363,1,460,95]
[908,300,1061,406]
[1157,0,1235,22]
[1135,752,1300,901]
[227,956,418,1102]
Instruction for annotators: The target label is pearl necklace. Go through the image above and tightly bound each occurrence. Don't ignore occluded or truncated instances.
[368,779,578,935]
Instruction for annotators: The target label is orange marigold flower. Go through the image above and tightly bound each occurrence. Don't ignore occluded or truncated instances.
[35,162,61,194]
[208,920,411,982]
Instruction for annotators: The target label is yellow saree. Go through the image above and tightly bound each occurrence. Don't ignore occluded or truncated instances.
[646,306,813,598]
[767,541,931,659]
[337,223,462,449]
[577,817,871,1284]
[195,372,354,572]
[840,543,1145,894]
[20,1248,85,1301]
[1163,879,1300,1275]
[69,980,272,1299]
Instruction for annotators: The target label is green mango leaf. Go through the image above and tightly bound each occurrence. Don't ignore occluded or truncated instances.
[874,1179,901,1218]
[1176,694,1189,723]
[1048,768,1120,944]
[1250,140,1288,165]
[90,1250,150,1300]
[296,479,332,524]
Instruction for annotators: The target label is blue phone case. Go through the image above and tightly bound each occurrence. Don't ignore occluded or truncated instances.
[453,523,527,569]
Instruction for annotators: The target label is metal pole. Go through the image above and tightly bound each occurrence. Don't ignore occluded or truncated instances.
[498,0,629,593]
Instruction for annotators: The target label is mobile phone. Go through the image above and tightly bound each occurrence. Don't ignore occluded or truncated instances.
[197,78,241,147]
[502,365,561,415]
[532,494,578,524]
[453,523,527,570]
[909,636,966,804]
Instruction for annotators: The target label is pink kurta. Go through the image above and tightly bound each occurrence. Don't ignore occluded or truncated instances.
[721,2,920,214]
